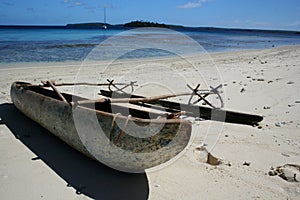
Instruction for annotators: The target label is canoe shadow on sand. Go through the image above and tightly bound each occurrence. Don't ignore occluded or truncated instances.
[0,103,149,200]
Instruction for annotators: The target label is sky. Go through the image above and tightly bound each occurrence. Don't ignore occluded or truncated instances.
[0,0,300,31]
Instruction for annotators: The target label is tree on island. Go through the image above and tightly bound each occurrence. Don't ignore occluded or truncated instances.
[123,20,169,28]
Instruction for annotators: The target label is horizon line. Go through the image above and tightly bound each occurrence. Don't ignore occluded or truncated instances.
[0,23,299,33]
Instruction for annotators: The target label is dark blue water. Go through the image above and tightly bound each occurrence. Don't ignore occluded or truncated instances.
[0,26,299,63]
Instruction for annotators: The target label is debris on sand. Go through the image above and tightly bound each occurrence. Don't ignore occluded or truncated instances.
[268,164,300,182]
[194,146,221,166]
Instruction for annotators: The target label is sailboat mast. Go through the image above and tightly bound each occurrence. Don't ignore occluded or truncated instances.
[104,7,107,25]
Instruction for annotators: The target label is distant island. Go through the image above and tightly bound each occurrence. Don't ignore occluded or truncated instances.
[1,21,299,34]
[66,20,184,29]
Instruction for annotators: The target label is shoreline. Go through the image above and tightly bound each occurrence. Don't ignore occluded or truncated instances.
[0,44,299,199]
[1,44,300,70]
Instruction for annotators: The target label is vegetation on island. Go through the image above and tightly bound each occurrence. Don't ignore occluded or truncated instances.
[124,20,169,28]
[123,20,184,29]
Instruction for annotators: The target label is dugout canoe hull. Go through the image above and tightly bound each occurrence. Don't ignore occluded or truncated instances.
[10,82,192,173]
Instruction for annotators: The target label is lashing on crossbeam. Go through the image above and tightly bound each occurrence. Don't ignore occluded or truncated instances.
[186,84,223,109]
[107,79,137,94]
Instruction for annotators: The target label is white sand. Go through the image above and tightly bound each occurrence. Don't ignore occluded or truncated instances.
[0,45,299,199]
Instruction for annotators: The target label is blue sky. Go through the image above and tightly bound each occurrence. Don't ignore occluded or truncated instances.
[1,0,300,30]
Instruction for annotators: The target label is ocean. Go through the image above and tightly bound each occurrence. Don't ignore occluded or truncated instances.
[0,26,300,63]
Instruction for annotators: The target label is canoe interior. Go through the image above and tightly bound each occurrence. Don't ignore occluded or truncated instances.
[26,84,164,120]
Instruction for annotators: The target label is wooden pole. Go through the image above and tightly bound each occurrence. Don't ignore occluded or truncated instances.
[42,82,138,87]
[73,92,192,105]
[47,81,68,103]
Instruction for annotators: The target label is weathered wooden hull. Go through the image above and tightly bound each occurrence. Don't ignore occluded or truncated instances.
[10,82,192,172]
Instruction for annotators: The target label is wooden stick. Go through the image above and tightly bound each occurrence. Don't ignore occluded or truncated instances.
[73,92,192,105]
[42,82,138,87]
[47,81,68,103]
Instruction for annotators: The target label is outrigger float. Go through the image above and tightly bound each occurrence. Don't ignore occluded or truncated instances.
[10,80,263,172]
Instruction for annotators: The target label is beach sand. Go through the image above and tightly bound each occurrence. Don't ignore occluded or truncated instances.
[0,45,299,199]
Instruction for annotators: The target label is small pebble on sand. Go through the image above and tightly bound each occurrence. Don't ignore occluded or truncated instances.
[275,123,281,127]
[281,153,290,157]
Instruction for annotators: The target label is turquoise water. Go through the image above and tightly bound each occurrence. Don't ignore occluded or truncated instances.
[0,27,300,63]
[0,28,121,41]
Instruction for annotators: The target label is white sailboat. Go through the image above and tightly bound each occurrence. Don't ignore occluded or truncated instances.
[102,7,107,29]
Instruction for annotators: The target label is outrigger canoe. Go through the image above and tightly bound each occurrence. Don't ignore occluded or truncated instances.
[10,81,192,172]
[11,81,263,172]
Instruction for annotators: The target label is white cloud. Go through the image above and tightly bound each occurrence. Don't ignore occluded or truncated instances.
[72,1,83,6]
[285,21,300,27]
[63,0,83,7]
[280,21,300,30]
[102,4,114,9]
[232,19,271,28]
[178,0,208,9]
[84,6,97,13]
